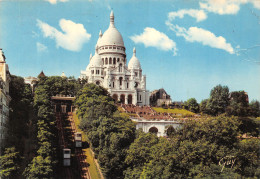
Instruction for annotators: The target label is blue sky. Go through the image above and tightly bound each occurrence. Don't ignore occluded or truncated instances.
[0,0,259,102]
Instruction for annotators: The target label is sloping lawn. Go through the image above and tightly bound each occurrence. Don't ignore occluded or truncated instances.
[152,107,195,116]
[73,112,101,179]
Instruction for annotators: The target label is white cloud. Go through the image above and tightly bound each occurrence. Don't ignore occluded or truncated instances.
[168,9,207,22]
[44,0,68,4]
[249,0,260,9]
[130,27,177,56]
[199,0,260,15]
[37,19,91,52]
[166,21,235,54]
[37,42,48,52]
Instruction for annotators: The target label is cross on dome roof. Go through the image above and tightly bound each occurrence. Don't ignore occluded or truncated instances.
[98,11,125,47]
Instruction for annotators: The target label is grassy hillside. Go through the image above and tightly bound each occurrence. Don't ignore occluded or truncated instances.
[152,107,195,117]
[73,112,102,179]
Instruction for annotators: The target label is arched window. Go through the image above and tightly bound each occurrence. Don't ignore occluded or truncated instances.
[119,77,123,86]
[105,58,108,65]
[149,127,158,134]
[128,95,132,104]
[113,58,116,64]
[112,94,118,102]
[117,58,120,62]
[102,58,104,65]
[166,126,176,137]
[119,64,122,72]
[127,83,129,88]
[109,58,112,64]
[120,94,125,104]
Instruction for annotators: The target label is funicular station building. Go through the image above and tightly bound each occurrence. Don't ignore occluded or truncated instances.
[51,95,75,114]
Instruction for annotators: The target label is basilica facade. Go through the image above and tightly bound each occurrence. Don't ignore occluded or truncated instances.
[80,11,150,106]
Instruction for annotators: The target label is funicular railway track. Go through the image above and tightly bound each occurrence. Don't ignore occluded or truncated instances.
[56,113,72,178]
[56,112,91,179]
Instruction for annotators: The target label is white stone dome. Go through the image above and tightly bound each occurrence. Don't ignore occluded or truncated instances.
[90,54,102,67]
[89,47,103,68]
[86,64,90,72]
[99,11,125,47]
[128,47,141,69]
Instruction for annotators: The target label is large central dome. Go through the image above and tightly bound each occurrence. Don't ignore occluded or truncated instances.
[99,11,125,47]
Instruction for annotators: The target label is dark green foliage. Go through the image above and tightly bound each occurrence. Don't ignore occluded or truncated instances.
[35,76,82,98]
[206,85,229,116]
[235,139,260,178]
[124,116,259,178]
[238,117,260,137]
[249,100,260,117]
[226,91,249,116]
[75,83,117,132]
[0,147,21,178]
[185,98,199,113]
[23,155,53,179]
[2,75,35,177]
[200,99,208,114]
[75,84,136,179]
[8,75,34,147]
[97,115,136,178]
[124,130,159,178]
[24,76,81,178]
[75,83,259,178]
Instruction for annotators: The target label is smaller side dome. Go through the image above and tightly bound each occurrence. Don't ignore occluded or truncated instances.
[89,46,103,67]
[128,47,141,70]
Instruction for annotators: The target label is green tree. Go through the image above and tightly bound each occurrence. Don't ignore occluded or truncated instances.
[124,130,159,178]
[75,83,136,179]
[75,84,117,132]
[226,91,249,116]
[23,155,54,179]
[235,139,260,177]
[200,99,208,114]
[249,100,260,117]
[185,98,199,113]
[0,147,21,178]
[207,85,229,116]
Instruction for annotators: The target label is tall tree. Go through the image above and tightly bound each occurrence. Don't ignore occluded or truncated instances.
[249,100,260,117]
[207,85,229,116]
[226,91,249,116]
[200,99,208,114]
[185,98,199,113]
